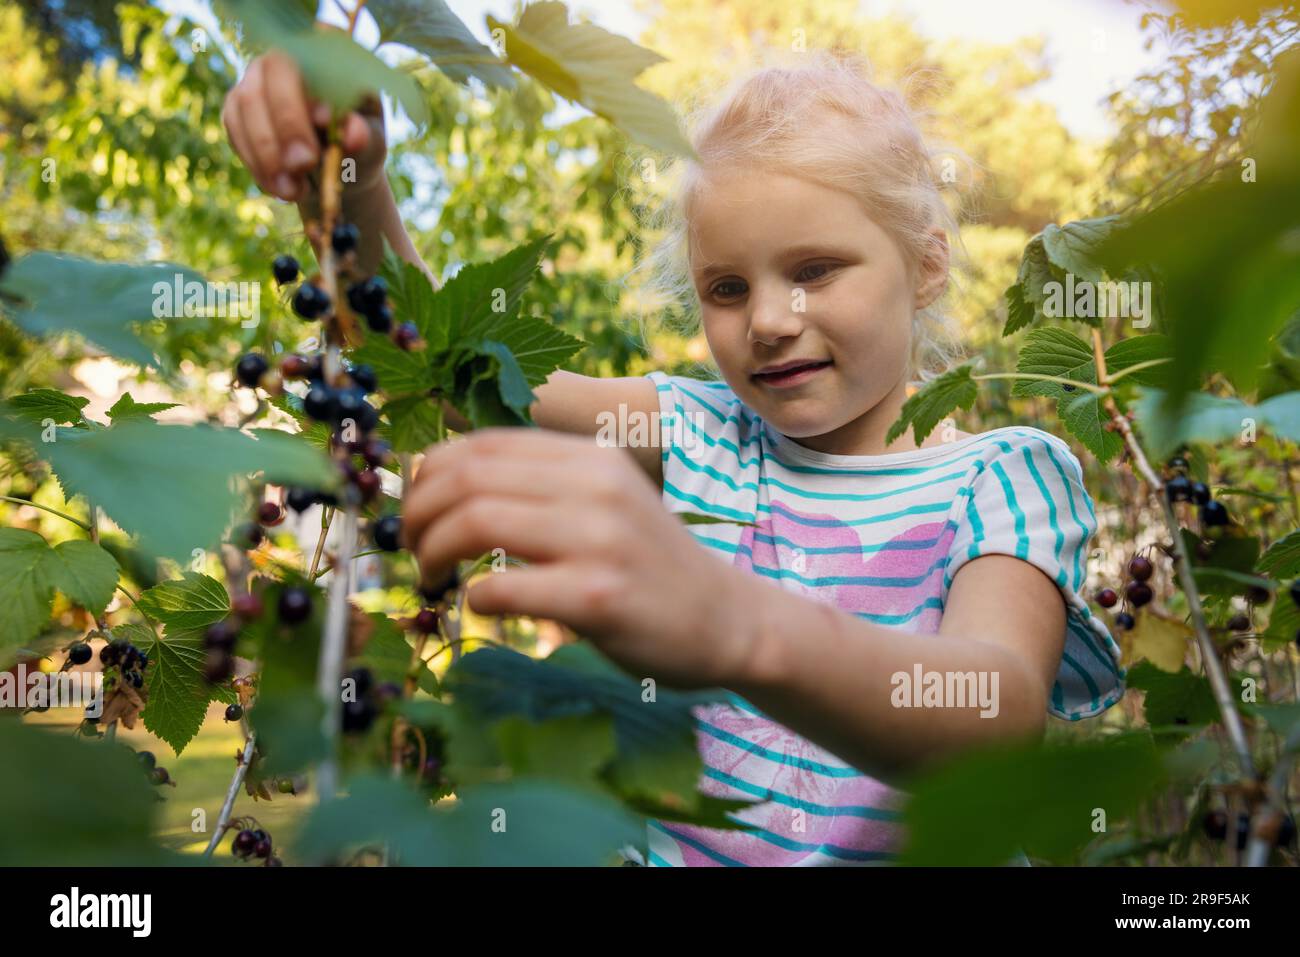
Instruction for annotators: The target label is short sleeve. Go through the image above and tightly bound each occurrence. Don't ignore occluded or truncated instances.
[943,430,1124,721]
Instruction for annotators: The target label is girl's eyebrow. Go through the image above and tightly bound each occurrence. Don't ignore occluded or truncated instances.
[695,243,853,280]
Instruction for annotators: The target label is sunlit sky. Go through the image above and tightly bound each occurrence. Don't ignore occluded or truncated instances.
[164,0,1174,140]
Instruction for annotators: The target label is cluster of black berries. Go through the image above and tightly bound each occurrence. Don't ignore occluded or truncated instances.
[231,820,281,866]
[1203,808,1296,851]
[341,667,401,734]
[1095,554,1154,631]
[228,495,291,551]
[137,749,174,788]
[1163,455,1229,527]
[100,638,150,689]
[202,591,267,684]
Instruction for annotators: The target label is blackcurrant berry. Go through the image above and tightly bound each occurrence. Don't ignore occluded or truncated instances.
[1245,585,1271,605]
[272,254,300,284]
[251,828,268,845]
[376,681,401,703]
[342,698,377,733]
[137,750,156,770]
[350,667,374,696]
[254,838,273,859]
[121,644,141,669]
[303,384,338,423]
[68,643,93,665]
[1128,555,1153,582]
[231,592,264,620]
[335,389,365,426]
[258,501,285,526]
[346,276,387,314]
[232,829,257,857]
[292,282,331,320]
[1290,579,1300,609]
[1202,809,1228,841]
[362,438,391,468]
[331,222,359,255]
[204,649,234,683]
[373,514,402,552]
[128,670,144,688]
[1236,813,1250,851]
[99,641,122,666]
[266,856,283,867]
[225,703,244,722]
[232,521,264,550]
[394,321,420,350]
[286,487,318,513]
[348,364,378,394]
[278,586,313,625]
[419,567,460,604]
[365,303,393,333]
[304,354,325,382]
[1125,581,1153,607]
[414,608,439,634]
[235,353,269,389]
[1165,475,1192,503]
[1190,481,1210,505]
[1095,588,1118,609]
[150,767,170,786]
[1201,499,1229,527]
[1114,612,1135,630]
[1168,455,1189,473]
[1226,614,1251,632]
[280,354,310,379]
[354,469,381,502]
[204,620,238,651]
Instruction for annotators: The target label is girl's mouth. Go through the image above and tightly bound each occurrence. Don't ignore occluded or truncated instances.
[751,359,833,389]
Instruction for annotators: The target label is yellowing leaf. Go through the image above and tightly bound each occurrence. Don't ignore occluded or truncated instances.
[1123,612,1191,673]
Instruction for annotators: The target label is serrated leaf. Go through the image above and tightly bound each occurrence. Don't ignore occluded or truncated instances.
[0,253,205,368]
[1133,387,1300,461]
[381,394,442,453]
[1011,328,1120,462]
[5,390,89,426]
[486,2,692,156]
[1126,661,1223,728]
[268,395,333,452]
[1262,593,1300,652]
[136,573,230,631]
[1002,282,1034,337]
[106,392,179,423]
[1121,611,1190,672]
[1258,530,1300,579]
[353,611,439,695]
[130,621,225,755]
[0,529,58,654]
[1104,335,1173,387]
[1001,235,1062,336]
[493,712,618,783]
[885,364,978,444]
[368,0,515,88]
[1040,217,1120,283]
[454,340,536,428]
[43,540,119,617]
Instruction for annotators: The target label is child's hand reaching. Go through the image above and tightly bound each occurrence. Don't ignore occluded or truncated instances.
[220,51,387,203]
[401,429,759,689]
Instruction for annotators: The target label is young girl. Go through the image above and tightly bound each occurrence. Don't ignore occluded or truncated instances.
[222,51,1124,866]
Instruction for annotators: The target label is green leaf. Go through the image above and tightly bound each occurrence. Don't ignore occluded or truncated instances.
[486,2,693,157]
[0,252,206,368]
[106,392,179,423]
[367,0,515,88]
[0,416,337,560]
[5,390,89,426]
[885,364,978,445]
[898,733,1164,865]
[1126,660,1223,728]
[130,621,227,755]
[1132,387,1300,461]
[136,573,230,631]
[1002,282,1034,337]
[1040,216,1120,283]
[0,720,172,864]
[1104,334,1173,387]
[294,773,644,866]
[228,1,430,126]
[353,612,439,696]
[494,712,619,783]
[454,340,537,428]
[676,511,757,528]
[381,394,442,453]
[1001,235,1062,336]
[1010,327,1120,462]
[43,539,119,617]
[268,394,333,453]
[1258,530,1300,579]
[1262,592,1300,652]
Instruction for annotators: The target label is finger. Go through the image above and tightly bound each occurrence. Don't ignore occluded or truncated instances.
[401,457,581,551]
[238,61,297,200]
[410,498,575,592]
[464,562,624,628]
[341,112,371,155]
[410,428,591,490]
[261,51,319,174]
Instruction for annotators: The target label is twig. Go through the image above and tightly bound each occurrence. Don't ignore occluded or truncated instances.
[204,732,258,858]
[972,372,1109,395]
[0,496,91,530]
[316,506,358,800]
[308,506,335,579]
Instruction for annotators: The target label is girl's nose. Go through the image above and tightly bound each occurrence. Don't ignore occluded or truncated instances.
[746,286,805,345]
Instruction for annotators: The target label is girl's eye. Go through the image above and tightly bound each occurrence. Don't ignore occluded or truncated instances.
[710,280,747,300]
[795,262,835,283]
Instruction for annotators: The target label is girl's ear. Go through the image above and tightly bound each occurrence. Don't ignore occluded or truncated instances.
[913,227,950,310]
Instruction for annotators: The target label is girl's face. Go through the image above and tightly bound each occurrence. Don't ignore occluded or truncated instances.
[688,166,945,456]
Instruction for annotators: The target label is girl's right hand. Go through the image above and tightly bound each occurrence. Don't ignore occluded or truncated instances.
[220,51,388,203]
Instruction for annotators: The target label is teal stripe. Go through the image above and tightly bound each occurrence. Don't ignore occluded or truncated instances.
[648,850,672,866]
[649,821,746,866]
[703,765,903,821]
[988,459,1030,560]
[1019,445,1066,586]
[688,521,959,558]
[850,597,945,626]
[760,498,956,527]
[693,719,864,777]
[662,480,753,521]
[1069,614,1121,678]
[1059,649,1103,708]
[725,823,899,862]
[745,553,948,589]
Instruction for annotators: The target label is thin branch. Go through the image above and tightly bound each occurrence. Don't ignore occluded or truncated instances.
[316,506,358,800]
[972,372,1109,395]
[0,495,92,530]
[204,731,258,858]
[1103,358,1173,385]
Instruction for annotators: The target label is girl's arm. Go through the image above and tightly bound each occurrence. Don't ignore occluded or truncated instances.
[726,552,1065,786]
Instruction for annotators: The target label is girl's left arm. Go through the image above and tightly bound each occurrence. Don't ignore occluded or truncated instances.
[402,429,1065,789]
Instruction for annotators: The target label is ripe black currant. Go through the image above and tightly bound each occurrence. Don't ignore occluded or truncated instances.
[394,321,420,350]
[1128,555,1153,582]
[1190,481,1210,505]
[272,254,300,284]
[373,514,402,552]
[303,384,338,423]
[232,521,264,550]
[419,567,460,604]
[1096,588,1118,609]
[286,487,318,513]
[235,353,269,389]
[342,698,377,733]
[204,649,234,683]
[348,364,378,393]
[232,829,257,857]
[349,667,373,697]
[1202,809,1228,841]
[266,856,283,867]
[365,303,393,333]
[1168,455,1189,473]
[100,640,124,666]
[204,620,238,651]
[1114,612,1135,630]
[254,838,273,859]
[292,282,331,320]
[1125,581,1153,607]
[258,501,285,526]
[354,469,381,502]
[362,438,391,468]
[150,767,170,786]
[68,642,93,665]
[1245,585,1271,605]
[137,750,156,770]
[331,222,359,255]
[225,703,244,722]
[231,592,264,620]
[1201,499,1229,527]
[278,586,313,625]
[414,608,439,634]
[346,276,387,314]
[334,389,365,426]
[1226,614,1251,632]
[1165,475,1192,503]
[128,670,144,688]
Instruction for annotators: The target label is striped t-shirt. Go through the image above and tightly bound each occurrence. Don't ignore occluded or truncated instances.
[640,371,1125,867]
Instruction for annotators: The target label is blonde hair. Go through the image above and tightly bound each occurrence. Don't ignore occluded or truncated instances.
[629,50,971,382]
